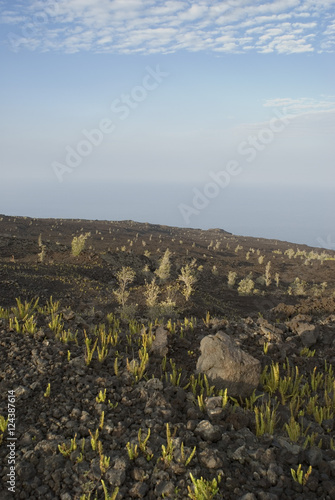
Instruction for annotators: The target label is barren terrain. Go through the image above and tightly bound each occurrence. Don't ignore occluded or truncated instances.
[1,214,335,500]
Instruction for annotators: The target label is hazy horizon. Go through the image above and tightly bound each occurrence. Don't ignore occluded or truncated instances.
[0,1,334,251]
[1,180,334,250]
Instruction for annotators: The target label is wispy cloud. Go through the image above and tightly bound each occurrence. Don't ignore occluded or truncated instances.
[264,96,335,114]
[263,96,335,134]
[1,0,335,54]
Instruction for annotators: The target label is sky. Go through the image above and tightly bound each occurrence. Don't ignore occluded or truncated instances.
[0,0,334,248]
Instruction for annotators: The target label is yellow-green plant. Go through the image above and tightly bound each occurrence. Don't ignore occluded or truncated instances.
[203,311,211,327]
[203,374,215,397]
[160,423,175,465]
[41,296,60,315]
[48,312,64,337]
[291,464,312,485]
[284,416,307,443]
[310,367,324,392]
[0,415,8,444]
[179,442,197,466]
[244,390,263,411]
[99,411,105,430]
[197,394,206,412]
[137,428,153,460]
[300,347,315,358]
[12,297,39,321]
[126,346,148,382]
[58,434,77,457]
[254,402,277,436]
[261,362,280,395]
[99,453,110,474]
[0,306,10,320]
[97,345,109,363]
[313,405,334,425]
[188,473,221,500]
[278,363,303,404]
[114,357,119,376]
[84,332,98,366]
[96,389,107,403]
[22,316,37,335]
[218,388,229,408]
[0,415,8,433]
[126,441,139,460]
[166,359,182,386]
[89,429,99,451]
[101,480,119,500]
[44,383,51,398]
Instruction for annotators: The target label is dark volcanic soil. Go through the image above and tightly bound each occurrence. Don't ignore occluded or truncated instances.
[1,214,335,500]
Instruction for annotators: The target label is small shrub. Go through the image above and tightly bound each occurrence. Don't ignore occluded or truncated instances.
[237,276,254,295]
[227,271,237,288]
[71,232,90,257]
[155,248,171,282]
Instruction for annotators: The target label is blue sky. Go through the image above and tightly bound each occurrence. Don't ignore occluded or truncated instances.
[0,0,334,247]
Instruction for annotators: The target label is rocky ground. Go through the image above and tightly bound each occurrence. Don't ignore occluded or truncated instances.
[0,214,335,500]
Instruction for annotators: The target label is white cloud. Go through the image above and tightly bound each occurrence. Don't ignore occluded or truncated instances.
[1,0,335,54]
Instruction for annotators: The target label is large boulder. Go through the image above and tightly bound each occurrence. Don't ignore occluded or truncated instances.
[196,331,261,398]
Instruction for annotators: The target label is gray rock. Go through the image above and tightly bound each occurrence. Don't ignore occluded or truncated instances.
[198,448,223,469]
[276,436,300,455]
[305,446,323,466]
[150,326,168,357]
[105,468,126,486]
[129,482,149,498]
[196,331,261,397]
[231,444,246,464]
[60,494,72,500]
[155,480,175,496]
[194,420,222,442]
[145,377,163,391]
[239,494,256,500]
[259,319,283,342]
[16,462,36,481]
[299,327,318,347]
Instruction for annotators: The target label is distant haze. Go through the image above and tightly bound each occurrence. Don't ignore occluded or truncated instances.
[1,180,334,250]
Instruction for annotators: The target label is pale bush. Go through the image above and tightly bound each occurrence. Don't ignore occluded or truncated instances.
[113,266,136,307]
[227,271,237,287]
[288,277,307,296]
[144,278,160,308]
[155,248,171,282]
[237,277,255,295]
[71,232,90,257]
[265,261,271,287]
[178,262,197,301]
[285,248,295,259]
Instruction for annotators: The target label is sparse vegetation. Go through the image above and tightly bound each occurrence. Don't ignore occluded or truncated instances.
[1,215,335,499]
